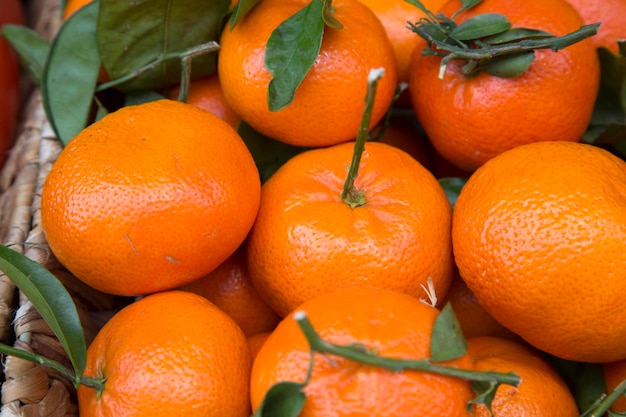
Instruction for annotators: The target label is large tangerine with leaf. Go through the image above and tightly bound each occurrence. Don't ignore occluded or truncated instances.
[246,140,454,317]
[77,291,252,417]
[453,141,626,363]
[409,0,600,171]
[250,286,474,416]
[218,0,398,147]
[41,99,261,296]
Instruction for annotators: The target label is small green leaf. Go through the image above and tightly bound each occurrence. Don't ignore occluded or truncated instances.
[460,0,482,11]
[97,0,229,92]
[322,0,343,30]
[547,356,607,414]
[265,0,325,111]
[229,0,261,29]
[468,379,498,415]
[237,121,307,183]
[123,90,167,106]
[451,13,511,40]
[481,27,554,45]
[438,177,467,208]
[1,24,49,85]
[480,51,535,78]
[253,381,306,417]
[430,303,467,362]
[42,1,101,145]
[0,245,87,378]
[404,0,430,15]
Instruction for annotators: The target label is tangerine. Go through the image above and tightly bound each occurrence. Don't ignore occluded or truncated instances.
[218,0,397,147]
[453,141,626,363]
[41,99,261,296]
[409,0,600,171]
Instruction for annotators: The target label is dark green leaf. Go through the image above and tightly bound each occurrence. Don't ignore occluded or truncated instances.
[237,121,307,183]
[609,411,626,417]
[322,0,343,30]
[97,0,229,92]
[480,51,534,78]
[438,177,467,208]
[229,0,261,29]
[547,356,607,414]
[0,245,87,378]
[460,0,482,11]
[468,380,498,415]
[253,381,306,417]
[481,27,554,45]
[42,1,101,146]
[1,24,49,85]
[123,90,167,106]
[451,13,511,40]
[404,0,430,15]
[430,303,467,362]
[265,0,325,111]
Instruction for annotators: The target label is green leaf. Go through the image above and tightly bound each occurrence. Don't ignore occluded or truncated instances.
[123,90,167,106]
[430,303,467,362]
[265,0,325,111]
[460,0,483,11]
[253,381,306,417]
[97,0,229,92]
[468,379,498,415]
[547,356,606,414]
[481,27,554,45]
[322,0,343,30]
[1,24,50,86]
[451,13,511,41]
[42,1,101,146]
[0,245,87,378]
[404,0,430,15]
[237,121,307,183]
[229,0,261,29]
[438,177,467,208]
[480,51,535,78]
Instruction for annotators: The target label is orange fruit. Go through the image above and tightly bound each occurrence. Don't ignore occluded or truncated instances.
[467,336,579,417]
[357,0,448,95]
[178,245,281,337]
[409,0,600,171]
[374,113,432,169]
[247,140,454,317]
[452,141,626,363]
[218,0,398,147]
[440,272,519,340]
[77,290,252,417]
[247,331,271,362]
[166,74,241,128]
[0,0,24,169]
[602,359,626,412]
[250,286,474,416]
[41,99,261,296]
[564,0,626,54]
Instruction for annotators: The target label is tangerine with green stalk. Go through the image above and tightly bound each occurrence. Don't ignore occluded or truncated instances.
[246,68,455,317]
[408,0,600,171]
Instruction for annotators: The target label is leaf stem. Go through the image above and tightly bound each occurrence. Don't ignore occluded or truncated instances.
[583,379,626,417]
[0,342,79,387]
[293,311,521,387]
[340,68,385,208]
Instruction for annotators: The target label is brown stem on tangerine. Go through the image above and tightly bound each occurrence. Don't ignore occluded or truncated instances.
[340,68,385,209]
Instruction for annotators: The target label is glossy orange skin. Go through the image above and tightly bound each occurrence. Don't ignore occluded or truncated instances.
[453,141,626,363]
[602,359,626,412]
[178,246,280,337]
[0,0,25,169]
[250,287,474,416]
[247,141,454,317]
[167,74,241,128]
[467,337,579,417]
[357,0,448,85]
[77,291,252,417]
[564,0,626,54]
[409,0,600,171]
[218,0,397,147]
[41,99,261,296]
[440,272,520,340]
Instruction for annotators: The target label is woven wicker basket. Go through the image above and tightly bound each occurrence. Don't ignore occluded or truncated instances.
[0,1,123,415]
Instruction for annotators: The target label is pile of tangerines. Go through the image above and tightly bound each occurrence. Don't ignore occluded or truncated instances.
[3,0,626,415]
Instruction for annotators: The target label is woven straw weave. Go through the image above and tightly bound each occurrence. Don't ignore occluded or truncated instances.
[0,1,122,415]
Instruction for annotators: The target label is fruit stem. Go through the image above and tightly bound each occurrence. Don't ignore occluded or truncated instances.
[293,310,521,386]
[583,378,626,417]
[340,68,385,209]
[95,41,220,93]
